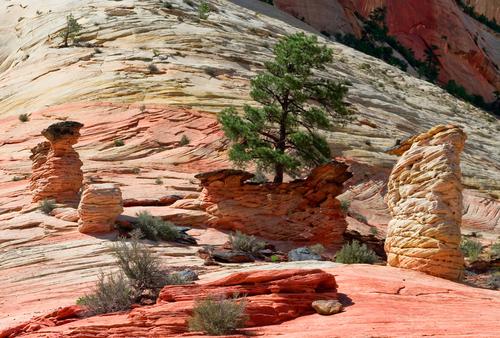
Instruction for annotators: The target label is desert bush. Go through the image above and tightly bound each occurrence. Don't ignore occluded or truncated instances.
[77,272,132,315]
[491,241,500,259]
[12,176,24,181]
[308,243,325,255]
[352,212,368,223]
[111,235,170,291]
[461,237,482,261]
[229,231,266,254]
[18,113,29,122]
[198,1,211,19]
[339,199,350,213]
[179,134,190,146]
[335,240,377,264]
[155,177,164,185]
[148,63,160,74]
[39,199,56,215]
[369,227,378,236]
[135,211,180,241]
[114,139,125,147]
[188,296,247,335]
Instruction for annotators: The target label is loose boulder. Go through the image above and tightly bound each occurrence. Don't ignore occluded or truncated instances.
[312,299,343,315]
[385,125,466,281]
[78,183,123,233]
[30,121,83,204]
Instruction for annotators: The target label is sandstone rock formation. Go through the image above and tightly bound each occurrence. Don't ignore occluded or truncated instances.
[77,184,123,234]
[385,125,467,280]
[1,269,338,337]
[30,121,83,204]
[194,162,352,247]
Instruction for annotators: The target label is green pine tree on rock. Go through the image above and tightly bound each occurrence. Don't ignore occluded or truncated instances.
[218,32,353,183]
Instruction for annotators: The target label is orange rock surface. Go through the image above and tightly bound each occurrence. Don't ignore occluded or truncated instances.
[77,183,123,233]
[275,0,500,101]
[385,125,466,280]
[30,121,83,204]
[192,162,352,247]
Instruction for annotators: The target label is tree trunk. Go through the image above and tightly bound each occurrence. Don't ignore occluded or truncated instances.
[274,164,284,183]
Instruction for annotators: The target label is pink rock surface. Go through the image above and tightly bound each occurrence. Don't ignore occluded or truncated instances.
[3,265,499,338]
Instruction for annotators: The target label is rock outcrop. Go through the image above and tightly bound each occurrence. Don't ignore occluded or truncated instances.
[30,121,83,204]
[385,125,466,280]
[77,183,123,233]
[194,162,352,247]
[1,269,338,337]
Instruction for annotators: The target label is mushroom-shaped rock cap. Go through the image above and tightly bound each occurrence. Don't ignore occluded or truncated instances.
[41,121,83,141]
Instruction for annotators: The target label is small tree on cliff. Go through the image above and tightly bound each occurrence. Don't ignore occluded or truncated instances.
[218,33,352,183]
[59,13,82,47]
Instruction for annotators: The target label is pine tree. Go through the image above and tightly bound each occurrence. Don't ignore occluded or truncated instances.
[60,14,82,47]
[218,33,352,183]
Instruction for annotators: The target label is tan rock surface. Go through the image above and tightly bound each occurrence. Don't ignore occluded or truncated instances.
[385,125,467,280]
[30,121,83,204]
[77,183,123,233]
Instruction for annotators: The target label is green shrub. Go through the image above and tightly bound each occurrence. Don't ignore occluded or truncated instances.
[198,2,211,19]
[188,296,247,335]
[155,177,164,185]
[179,134,190,146]
[308,243,325,256]
[491,241,500,259]
[18,113,29,122]
[352,212,368,223]
[111,235,171,291]
[270,255,280,262]
[12,176,24,181]
[135,211,180,241]
[369,227,378,236]
[339,199,350,213]
[335,240,377,264]
[114,139,125,147]
[461,237,482,261]
[229,231,266,254]
[39,199,56,215]
[77,272,132,315]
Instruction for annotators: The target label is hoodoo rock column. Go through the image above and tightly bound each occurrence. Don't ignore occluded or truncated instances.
[78,183,123,233]
[385,125,466,281]
[30,121,83,204]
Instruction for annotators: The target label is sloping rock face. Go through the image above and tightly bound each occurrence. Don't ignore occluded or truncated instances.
[466,0,500,22]
[2,269,338,337]
[275,0,500,102]
[77,183,123,233]
[194,162,352,247]
[385,125,466,281]
[30,121,83,204]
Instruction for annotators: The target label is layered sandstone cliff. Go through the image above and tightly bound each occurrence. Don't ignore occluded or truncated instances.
[30,121,83,204]
[385,125,466,281]
[275,0,500,102]
[193,162,352,247]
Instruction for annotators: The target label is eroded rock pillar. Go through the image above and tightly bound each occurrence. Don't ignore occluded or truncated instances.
[30,121,83,204]
[385,125,466,280]
[78,183,123,233]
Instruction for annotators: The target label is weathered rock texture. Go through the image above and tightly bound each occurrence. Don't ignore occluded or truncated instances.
[385,125,466,280]
[77,183,123,233]
[194,162,352,247]
[1,269,338,337]
[30,121,83,204]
